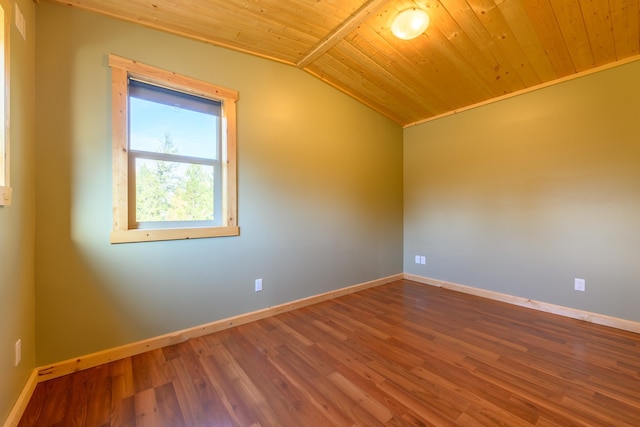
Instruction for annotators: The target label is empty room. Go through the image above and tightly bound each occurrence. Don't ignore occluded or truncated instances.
[2,0,639,425]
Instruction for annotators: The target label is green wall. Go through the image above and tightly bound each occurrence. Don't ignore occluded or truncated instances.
[0,0,36,422]
[34,3,403,365]
[404,60,640,321]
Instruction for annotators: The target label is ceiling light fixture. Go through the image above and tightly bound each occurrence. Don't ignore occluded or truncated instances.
[391,8,430,40]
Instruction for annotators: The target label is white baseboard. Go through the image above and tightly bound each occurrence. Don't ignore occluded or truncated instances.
[404,273,640,334]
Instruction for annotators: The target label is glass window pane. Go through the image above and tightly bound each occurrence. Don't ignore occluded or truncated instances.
[135,158,214,222]
[129,86,219,160]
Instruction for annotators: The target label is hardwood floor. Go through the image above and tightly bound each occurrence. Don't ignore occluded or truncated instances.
[19,279,640,426]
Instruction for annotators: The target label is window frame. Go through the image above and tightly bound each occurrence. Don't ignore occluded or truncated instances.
[0,0,10,206]
[109,54,239,243]
[127,78,222,229]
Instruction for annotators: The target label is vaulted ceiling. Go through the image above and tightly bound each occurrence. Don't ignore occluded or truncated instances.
[44,0,640,126]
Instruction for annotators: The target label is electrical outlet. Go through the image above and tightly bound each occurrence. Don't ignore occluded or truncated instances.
[420,256,426,265]
[255,278,263,292]
[15,339,21,367]
[574,278,585,292]
[415,255,420,264]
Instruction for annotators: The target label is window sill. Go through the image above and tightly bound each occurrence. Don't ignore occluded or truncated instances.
[110,226,239,244]
[0,185,11,206]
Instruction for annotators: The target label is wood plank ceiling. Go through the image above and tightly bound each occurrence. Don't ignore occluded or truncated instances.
[44,0,640,126]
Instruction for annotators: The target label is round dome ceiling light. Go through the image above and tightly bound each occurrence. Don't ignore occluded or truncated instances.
[391,8,430,40]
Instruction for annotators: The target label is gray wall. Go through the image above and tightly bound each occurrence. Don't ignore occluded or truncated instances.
[35,3,403,365]
[404,60,640,321]
[0,0,36,422]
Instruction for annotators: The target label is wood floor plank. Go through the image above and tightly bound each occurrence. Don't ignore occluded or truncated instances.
[166,356,219,426]
[154,382,187,427]
[111,395,136,427]
[19,279,640,426]
[269,345,355,426]
[208,339,282,425]
[19,374,70,425]
[111,358,135,401]
[175,338,238,426]
[131,349,173,392]
[221,328,334,426]
[75,364,112,426]
[133,387,162,427]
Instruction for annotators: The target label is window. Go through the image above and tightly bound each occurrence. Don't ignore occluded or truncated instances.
[0,0,10,206]
[109,55,239,243]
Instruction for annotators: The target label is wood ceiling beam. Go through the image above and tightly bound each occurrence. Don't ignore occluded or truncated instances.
[296,0,390,69]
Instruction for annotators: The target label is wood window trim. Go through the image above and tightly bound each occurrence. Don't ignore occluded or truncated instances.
[0,0,10,206]
[108,54,239,243]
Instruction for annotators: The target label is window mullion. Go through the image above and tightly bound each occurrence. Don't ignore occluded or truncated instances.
[130,149,216,167]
